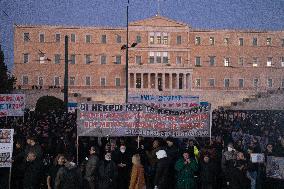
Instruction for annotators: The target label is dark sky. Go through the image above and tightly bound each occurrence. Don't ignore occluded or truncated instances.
[1,0,284,71]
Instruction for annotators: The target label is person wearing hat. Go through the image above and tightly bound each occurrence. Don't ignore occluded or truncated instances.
[175,150,198,189]
[153,150,170,189]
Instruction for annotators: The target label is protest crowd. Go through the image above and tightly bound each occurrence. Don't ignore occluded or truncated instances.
[0,108,283,189]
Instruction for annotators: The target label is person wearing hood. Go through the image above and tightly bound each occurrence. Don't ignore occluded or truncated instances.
[113,145,131,189]
[153,149,170,189]
[84,146,100,189]
[175,150,198,189]
[97,152,118,189]
[54,155,82,189]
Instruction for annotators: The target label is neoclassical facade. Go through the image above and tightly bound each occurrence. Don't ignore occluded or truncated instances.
[13,15,284,108]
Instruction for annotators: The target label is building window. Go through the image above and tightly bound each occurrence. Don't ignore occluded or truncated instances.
[195,78,201,87]
[69,77,75,86]
[176,35,182,45]
[239,38,244,46]
[85,35,91,43]
[150,33,154,44]
[100,55,106,64]
[85,76,91,86]
[38,77,44,86]
[71,33,76,42]
[85,54,91,64]
[239,79,244,88]
[281,39,284,47]
[115,55,121,64]
[209,56,215,66]
[267,57,272,67]
[266,38,272,46]
[116,35,122,43]
[70,54,76,64]
[156,52,161,63]
[195,57,201,66]
[162,52,168,64]
[136,76,141,88]
[24,33,30,42]
[54,76,60,86]
[149,52,154,63]
[281,57,284,67]
[115,78,121,87]
[54,54,61,64]
[163,35,168,45]
[209,79,215,87]
[136,35,141,43]
[224,38,229,45]
[253,37,258,46]
[253,78,259,88]
[224,57,230,67]
[267,78,273,88]
[55,34,60,42]
[252,57,258,67]
[195,37,201,45]
[209,37,215,45]
[39,53,45,64]
[176,56,182,64]
[157,33,162,44]
[136,56,142,64]
[238,57,244,66]
[224,78,230,88]
[23,53,29,63]
[101,35,107,44]
[22,76,29,85]
[100,77,106,86]
[39,33,45,43]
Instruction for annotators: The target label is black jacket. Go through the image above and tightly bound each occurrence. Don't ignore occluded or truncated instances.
[154,158,170,189]
[22,159,43,189]
[200,161,216,183]
[97,160,118,189]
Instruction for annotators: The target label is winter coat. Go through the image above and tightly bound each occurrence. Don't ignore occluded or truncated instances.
[97,160,118,189]
[55,162,82,189]
[154,157,170,189]
[129,164,146,189]
[230,167,250,189]
[200,161,216,184]
[175,158,198,189]
[22,159,43,189]
[84,154,99,188]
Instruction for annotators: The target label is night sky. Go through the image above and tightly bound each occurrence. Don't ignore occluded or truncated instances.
[1,0,284,71]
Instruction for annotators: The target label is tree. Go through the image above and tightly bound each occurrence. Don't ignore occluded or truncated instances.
[0,45,16,94]
[35,96,65,113]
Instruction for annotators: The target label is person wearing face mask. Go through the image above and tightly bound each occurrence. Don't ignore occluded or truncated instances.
[97,152,118,189]
[221,143,237,188]
[112,145,131,189]
[153,149,170,189]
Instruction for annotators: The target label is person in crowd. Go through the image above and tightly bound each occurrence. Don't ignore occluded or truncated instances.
[166,137,179,189]
[264,143,275,158]
[230,158,250,189]
[153,149,169,189]
[55,155,82,189]
[24,136,43,159]
[11,139,25,189]
[246,148,258,189]
[84,146,100,189]
[222,143,237,188]
[175,150,198,189]
[22,151,43,189]
[200,154,216,189]
[97,152,118,189]
[47,154,66,189]
[183,139,199,159]
[113,145,131,189]
[129,154,146,189]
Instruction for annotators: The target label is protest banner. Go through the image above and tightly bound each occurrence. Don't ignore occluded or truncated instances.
[0,94,25,117]
[250,153,265,163]
[77,103,211,138]
[129,94,199,109]
[266,156,284,180]
[0,129,14,167]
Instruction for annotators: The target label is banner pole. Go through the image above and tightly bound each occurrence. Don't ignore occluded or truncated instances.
[137,135,140,149]
[8,165,12,189]
[76,136,79,165]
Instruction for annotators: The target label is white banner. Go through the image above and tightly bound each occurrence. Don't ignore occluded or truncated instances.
[0,94,25,117]
[0,129,14,167]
